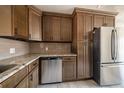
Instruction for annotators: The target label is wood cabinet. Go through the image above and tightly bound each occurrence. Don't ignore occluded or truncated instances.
[13,5,28,39]
[105,16,115,27]
[76,13,93,79]
[43,13,72,42]
[0,60,39,88]
[16,76,28,88]
[62,56,76,81]
[94,15,105,27]
[0,66,28,88]
[0,5,28,40]
[28,66,39,88]
[43,16,61,41]
[94,15,115,27]
[43,15,53,41]
[28,59,39,88]
[29,6,42,41]
[60,17,72,41]
[72,8,117,80]
[51,16,61,41]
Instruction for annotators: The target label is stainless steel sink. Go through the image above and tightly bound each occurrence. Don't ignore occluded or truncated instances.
[0,64,17,74]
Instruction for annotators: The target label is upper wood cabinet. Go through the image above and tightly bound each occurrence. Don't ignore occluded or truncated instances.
[105,16,115,27]
[94,15,105,27]
[13,5,28,39]
[0,5,28,40]
[43,13,72,42]
[94,15,115,27]
[51,16,61,41]
[43,15,53,41]
[29,6,42,41]
[60,17,72,41]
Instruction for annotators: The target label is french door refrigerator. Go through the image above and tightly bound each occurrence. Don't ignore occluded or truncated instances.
[93,27,124,86]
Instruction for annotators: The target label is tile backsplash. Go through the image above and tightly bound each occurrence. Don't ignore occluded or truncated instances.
[30,43,71,54]
[0,38,29,60]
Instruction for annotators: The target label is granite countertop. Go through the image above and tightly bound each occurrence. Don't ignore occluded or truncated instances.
[0,53,77,83]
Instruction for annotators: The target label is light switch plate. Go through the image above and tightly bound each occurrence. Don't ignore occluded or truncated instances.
[10,48,15,54]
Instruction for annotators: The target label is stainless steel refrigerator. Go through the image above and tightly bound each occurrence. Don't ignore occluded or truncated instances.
[93,27,124,86]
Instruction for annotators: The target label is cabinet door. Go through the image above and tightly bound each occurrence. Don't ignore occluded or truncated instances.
[51,16,61,41]
[62,61,76,81]
[43,16,53,41]
[77,14,93,79]
[0,6,12,36]
[29,8,42,41]
[77,13,85,41]
[43,16,61,41]
[94,15,105,27]
[105,16,115,27]
[60,17,72,41]
[84,14,93,78]
[77,41,85,79]
[13,5,28,39]
[28,66,39,88]
[0,66,28,88]
[16,76,28,88]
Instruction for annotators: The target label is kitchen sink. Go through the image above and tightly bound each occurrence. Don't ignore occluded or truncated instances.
[0,64,17,74]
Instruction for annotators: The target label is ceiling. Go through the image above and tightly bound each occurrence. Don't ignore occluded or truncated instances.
[34,5,124,14]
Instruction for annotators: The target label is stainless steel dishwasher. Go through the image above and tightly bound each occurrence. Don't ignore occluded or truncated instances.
[41,57,62,84]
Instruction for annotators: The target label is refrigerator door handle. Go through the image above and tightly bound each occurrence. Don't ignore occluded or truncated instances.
[111,30,115,60]
[114,29,118,60]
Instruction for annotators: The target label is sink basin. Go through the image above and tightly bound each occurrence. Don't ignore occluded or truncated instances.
[0,64,17,74]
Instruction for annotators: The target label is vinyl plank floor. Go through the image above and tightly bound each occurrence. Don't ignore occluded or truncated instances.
[38,79,124,88]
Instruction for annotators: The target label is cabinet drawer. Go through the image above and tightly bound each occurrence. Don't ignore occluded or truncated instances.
[28,60,38,72]
[62,56,76,62]
[0,66,28,88]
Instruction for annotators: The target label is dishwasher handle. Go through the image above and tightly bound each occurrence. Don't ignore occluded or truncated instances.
[41,57,62,60]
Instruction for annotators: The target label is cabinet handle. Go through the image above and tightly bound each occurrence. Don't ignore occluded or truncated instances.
[103,23,107,26]
[14,28,18,35]
[33,63,37,67]
[30,74,33,81]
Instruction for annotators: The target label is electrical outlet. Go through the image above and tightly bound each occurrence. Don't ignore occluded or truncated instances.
[10,48,15,54]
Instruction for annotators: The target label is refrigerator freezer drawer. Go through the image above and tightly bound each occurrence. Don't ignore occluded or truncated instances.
[100,64,124,86]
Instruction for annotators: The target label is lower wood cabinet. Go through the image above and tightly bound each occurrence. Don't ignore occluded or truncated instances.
[0,66,28,88]
[28,66,39,88]
[16,76,28,88]
[0,60,39,88]
[62,56,76,81]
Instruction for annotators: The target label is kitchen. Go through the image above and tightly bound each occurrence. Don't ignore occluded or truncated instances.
[0,5,124,88]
